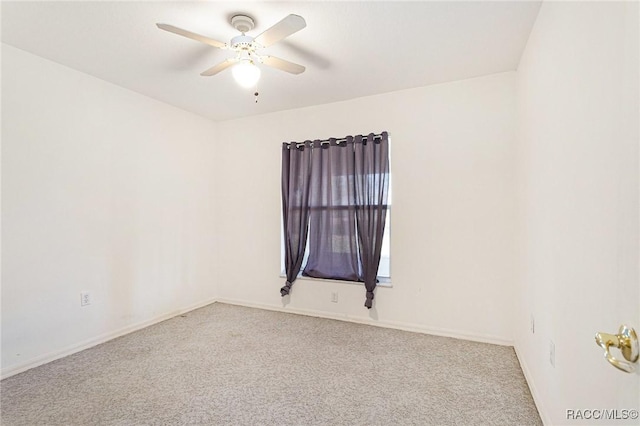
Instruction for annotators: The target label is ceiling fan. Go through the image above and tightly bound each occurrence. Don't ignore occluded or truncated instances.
[157,14,306,88]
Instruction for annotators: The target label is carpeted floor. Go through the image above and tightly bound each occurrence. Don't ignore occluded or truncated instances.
[1,303,541,425]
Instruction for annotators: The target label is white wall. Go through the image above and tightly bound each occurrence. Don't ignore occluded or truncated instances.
[1,45,218,376]
[215,72,517,344]
[515,2,639,424]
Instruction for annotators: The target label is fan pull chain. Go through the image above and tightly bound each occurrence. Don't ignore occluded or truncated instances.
[254,81,259,103]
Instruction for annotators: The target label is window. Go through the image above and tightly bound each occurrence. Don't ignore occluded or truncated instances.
[281,134,391,284]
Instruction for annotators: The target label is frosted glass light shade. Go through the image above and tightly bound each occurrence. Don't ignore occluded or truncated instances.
[232,60,261,88]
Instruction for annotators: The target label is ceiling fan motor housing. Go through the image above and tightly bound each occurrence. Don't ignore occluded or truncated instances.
[231,35,255,51]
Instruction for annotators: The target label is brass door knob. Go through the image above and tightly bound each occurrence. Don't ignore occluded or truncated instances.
[594,325,639,373]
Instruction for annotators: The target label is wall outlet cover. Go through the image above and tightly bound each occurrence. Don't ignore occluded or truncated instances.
[80,291,91,306]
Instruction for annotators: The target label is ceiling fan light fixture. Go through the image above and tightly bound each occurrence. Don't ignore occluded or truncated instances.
[232,60,261,88]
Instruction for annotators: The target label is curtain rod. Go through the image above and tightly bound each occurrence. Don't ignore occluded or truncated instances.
[284,132,385,149]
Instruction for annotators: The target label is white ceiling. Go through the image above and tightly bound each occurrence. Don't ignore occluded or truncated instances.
[1,1,541,122]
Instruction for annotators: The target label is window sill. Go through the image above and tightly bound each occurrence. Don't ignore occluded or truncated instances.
[279,274,392,288]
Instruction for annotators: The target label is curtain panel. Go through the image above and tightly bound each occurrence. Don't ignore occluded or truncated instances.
[281,132,389,308]
[303,138,360,282]
[280,142,312,296]
[353,134,390,308]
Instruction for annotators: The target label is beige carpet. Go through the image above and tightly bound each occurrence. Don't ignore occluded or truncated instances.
[1,303,541,425]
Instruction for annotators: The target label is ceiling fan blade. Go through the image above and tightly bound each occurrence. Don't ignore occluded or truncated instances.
[200,58,239,76]
[156,23,227,49]
[254,14,306,47]
[261,56,305,74]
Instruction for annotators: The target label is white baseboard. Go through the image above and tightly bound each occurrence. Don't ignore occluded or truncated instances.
[1,297,218,380]
[216,297,513,346]
[514,344,551,425]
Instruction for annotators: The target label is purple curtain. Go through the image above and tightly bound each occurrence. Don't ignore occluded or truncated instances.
[303,139,360,282]
[354,133,390,308]
[280,132,389,308]
[280,141,312,296]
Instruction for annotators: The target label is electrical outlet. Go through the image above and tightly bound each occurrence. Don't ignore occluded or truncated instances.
[331,292,338,303]
[549,340,555,367]
[530,314,535,334]
[80,291,91,307]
